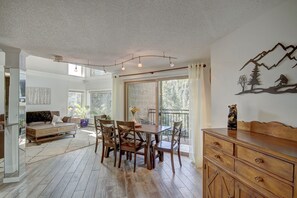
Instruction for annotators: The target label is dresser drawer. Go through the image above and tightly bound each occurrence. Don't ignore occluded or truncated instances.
[237,145,294,182]
[235,161,293,198]
[205,146,234,170]
[204,133,233,155]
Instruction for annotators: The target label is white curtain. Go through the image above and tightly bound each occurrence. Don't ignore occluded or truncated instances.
[112,75,124,121]
[188,64,210,168]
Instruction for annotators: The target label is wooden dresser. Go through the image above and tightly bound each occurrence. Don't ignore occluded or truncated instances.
[203,121,297,198]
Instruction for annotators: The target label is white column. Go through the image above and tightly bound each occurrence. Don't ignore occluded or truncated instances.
[1,46,27,183]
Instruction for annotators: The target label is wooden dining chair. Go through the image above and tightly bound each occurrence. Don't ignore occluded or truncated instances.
[99,119,118,167]
[116,121,147,172]
[153,121,183,173]
[94,115,107,153]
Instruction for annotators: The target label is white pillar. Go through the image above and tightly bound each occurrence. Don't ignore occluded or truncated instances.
[1,46,27,183]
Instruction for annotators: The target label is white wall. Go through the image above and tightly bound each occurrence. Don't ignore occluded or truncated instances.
[85,74,113,91]
[211,0,297,127]
[26,56,68,75]
[26,70,85,116]
[25,59,113,117]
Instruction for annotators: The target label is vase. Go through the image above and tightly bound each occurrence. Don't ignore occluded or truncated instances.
[131,113,137,124]
[80,118,89,128]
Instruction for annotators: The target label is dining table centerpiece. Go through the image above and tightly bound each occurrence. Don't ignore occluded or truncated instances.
[129,106,140,125]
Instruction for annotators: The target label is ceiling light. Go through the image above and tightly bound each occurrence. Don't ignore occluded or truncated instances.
[52,54,177,70]
[138,57,142,67]
[169,57,174,67]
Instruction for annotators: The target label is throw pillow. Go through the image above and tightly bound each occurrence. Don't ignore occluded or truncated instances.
[52,115,63,124]
[62,116,71,123]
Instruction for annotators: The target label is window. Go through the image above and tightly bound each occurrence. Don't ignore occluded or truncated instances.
[89,90,112,117]
[68,64,84,77]
[68,91,84,116]
[90,68,108,76]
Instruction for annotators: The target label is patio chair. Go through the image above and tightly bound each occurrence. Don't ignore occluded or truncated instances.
[94,115,107,153]
[99,119,118,167]
[117,121,147,172]
[153,121,182,173]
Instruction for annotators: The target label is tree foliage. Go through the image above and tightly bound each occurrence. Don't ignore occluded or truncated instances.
[161,79,189,110]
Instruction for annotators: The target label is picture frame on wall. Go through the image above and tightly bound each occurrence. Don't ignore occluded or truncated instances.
[26,87,51,105]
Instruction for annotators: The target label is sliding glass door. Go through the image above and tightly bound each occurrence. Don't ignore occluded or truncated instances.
[125,78,189,153]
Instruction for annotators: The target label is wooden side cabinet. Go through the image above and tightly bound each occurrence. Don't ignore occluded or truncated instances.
[204,160,234,198]
[235,182,264,198]
[203,121,297,198]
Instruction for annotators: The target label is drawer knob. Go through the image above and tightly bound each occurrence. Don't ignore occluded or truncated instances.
[213,142,220,147]
[214,154,220,159]
[254,176,263,183]
[255,158,264,164]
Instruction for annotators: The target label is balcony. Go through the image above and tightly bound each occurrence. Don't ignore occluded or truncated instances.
[141,108,190,154]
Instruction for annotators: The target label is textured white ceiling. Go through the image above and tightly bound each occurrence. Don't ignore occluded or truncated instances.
[0,0,284,73]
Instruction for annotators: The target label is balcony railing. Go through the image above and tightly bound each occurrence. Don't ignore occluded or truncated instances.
[144,108,189,139]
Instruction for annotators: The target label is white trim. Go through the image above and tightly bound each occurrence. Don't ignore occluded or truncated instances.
[87,89,112,92]
[27,69,85,82]
[3,172,26,183]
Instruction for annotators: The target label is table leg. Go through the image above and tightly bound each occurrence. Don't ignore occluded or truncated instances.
[154,134,164,162]
[146,134,152,170]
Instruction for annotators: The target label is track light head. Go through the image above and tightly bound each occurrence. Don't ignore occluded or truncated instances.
[169,57,174,67]
[138,57,142,67]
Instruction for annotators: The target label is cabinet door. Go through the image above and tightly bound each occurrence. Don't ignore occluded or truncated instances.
[204,160,235,198]
[235,181,265,198]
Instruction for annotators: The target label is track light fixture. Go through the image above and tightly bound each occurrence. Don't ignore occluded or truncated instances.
[53,53,177,71]
[138,57,143,68]
[169,57,174,67]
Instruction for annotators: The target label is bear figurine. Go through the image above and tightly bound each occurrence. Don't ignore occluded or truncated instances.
[228,104,237,130]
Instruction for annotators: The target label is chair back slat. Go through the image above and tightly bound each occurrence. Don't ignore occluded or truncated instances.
[99,119,116,145]
[117,121,137,150]
[171,121,182,149]
[94,115,107,133]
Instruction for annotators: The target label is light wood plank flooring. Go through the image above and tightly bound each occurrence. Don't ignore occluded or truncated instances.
[0,145,202,198]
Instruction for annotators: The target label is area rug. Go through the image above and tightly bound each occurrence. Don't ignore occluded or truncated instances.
[0,126,98,173]
[26,126,97,164]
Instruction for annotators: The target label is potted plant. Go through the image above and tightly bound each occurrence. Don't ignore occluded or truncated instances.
[70,104,90,127]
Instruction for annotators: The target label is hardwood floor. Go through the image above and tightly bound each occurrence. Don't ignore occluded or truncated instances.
[0,145,202,198]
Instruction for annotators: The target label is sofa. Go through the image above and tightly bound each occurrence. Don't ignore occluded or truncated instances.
[26,111,78,144]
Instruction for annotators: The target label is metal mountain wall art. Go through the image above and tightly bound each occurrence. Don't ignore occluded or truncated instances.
[236,43,297,95]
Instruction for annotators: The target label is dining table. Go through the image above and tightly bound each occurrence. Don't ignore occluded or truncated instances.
[135,124,171,170]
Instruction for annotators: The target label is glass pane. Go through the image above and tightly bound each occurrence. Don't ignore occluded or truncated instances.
[68,64,83,77]
[127,82,156,124]
[67,91,83,116]
[160,79,189,148]
[89,91,112,117]
[90,68,108,76]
